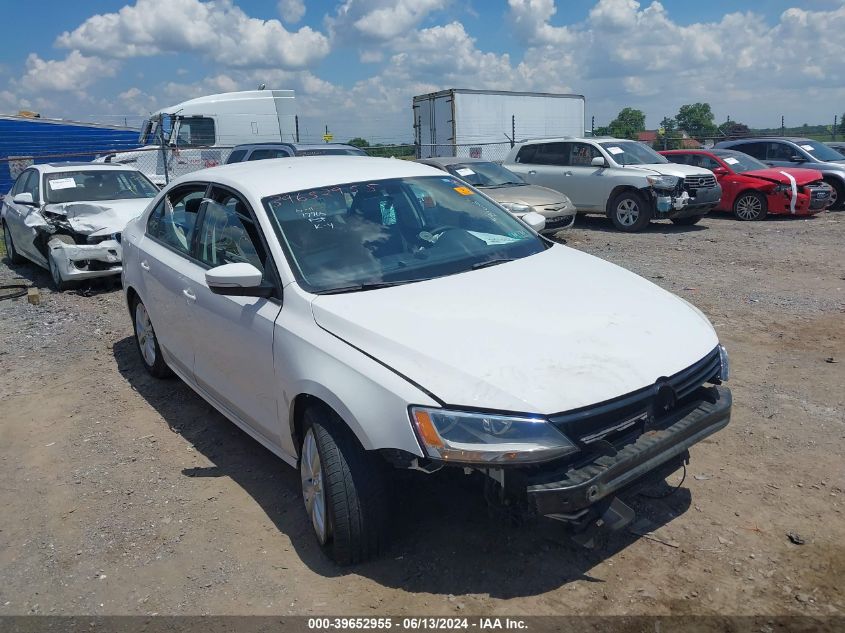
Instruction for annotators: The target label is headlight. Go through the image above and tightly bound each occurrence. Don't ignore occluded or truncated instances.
[409,407,578,464]
[646,175,680,189]
[718,344,730,382]
[774,184,792,193]
[499,202,532,214]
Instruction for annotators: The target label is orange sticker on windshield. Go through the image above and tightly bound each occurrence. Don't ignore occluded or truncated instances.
[453,186,473,196]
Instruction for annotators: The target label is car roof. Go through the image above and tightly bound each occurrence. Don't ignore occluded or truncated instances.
[661,148,745,157]
[171,156,444,199]
[517,136,624,145]
[232,142,361,151]
[33,162,144,174]
[718,137,815,144]
[417,157,492,166]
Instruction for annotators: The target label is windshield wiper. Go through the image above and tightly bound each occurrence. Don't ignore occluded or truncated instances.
[485,181,527,188]
[316,279,424,295]
[471,257,517,270]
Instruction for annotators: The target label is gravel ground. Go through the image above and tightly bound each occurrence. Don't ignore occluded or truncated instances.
[0,211,842,618]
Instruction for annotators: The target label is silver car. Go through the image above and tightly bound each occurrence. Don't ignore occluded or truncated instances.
[416,157,576,233]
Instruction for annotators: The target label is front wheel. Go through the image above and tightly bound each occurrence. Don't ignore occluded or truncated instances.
[47,239,79,291]
[733,191,767,221]
[300,407,388,565]
[823,178,843,210]
[671,215,703,226]
[609,191,652,232]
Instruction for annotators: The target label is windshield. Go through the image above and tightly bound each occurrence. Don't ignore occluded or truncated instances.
[797,140,845,162]
[717,152,768,173]
[599,141,668,165]
[45,170,159,204]
[445,162,525,187]
[263,176,546,294]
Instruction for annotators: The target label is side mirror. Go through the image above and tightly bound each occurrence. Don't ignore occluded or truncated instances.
[205,263,274,298]
[591,156,607,167]
[13,192,35,205]
[712,167,729,176]
[522,211,546,232]
[790,155,806,163]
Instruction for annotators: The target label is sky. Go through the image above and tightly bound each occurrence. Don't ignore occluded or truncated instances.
[1,0,844,144]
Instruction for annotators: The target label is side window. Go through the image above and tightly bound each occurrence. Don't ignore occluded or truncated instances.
[226,150,247,164]
[23,170,40,202]
[738,143,766,160]
[146,186,205,254]
[12,170,32,196]
[569,143,600,166]
[767,142,795,161]
[515,144,538,164]
[699,155,722,171]
[196,189,266,270]
[534,142,569,166]
[665,154,689,165]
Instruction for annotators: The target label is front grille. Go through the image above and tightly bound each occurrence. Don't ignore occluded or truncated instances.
[548,347,722,446]
[804,184,832,209]
[683,174,717,191]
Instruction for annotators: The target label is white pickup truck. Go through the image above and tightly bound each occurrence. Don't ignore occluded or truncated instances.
[504,137,722,232]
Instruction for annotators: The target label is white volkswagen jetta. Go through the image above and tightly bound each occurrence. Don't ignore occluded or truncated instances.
[121,157,731,564]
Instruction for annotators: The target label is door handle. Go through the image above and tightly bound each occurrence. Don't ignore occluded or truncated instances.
[182,288,196,301]
[528,170,537,175]
[564,171,573,176]
[140,261,150,272]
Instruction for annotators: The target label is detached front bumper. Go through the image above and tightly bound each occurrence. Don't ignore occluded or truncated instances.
[525,385,731,517]
[651,185,722,218]
[49,239,123,281]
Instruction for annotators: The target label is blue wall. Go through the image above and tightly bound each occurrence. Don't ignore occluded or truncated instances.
[0,116,141,192]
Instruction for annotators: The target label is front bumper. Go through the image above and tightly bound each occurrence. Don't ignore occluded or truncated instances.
[525,385,731,517]
[49,239,123,281]
[652,185,722,218]
[539,211,576,233]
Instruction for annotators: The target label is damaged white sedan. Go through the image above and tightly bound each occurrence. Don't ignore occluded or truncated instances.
[1,163,159,290]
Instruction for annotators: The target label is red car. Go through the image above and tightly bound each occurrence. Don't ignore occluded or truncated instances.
[661,149,833,220]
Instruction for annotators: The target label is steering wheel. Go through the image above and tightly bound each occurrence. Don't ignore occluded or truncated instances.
[419,225,461,243]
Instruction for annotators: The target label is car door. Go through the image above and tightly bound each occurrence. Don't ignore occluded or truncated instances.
[513,142,578,200]
[137,184,206,379]
[3,170,32,254]
[8,169,47,264]
[182,185,284,447]
[564,142,607,211]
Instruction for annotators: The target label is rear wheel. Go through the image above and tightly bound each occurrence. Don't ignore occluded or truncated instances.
[131,296,172,378]
[733,191,768,221]
[2,221,24,264]
[671,215,703,226]
[823,178,843,210]
[300,406,388,565]
[609,191,652,232]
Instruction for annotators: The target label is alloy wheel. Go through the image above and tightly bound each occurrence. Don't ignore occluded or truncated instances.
[616,198,640,226]
[735,195,762,220]
[301,427,328,544]
[134,302,157,367]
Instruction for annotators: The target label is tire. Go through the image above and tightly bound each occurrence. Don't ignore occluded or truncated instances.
[609,191,652,232]
[131,295,172,378]
[300,406,388,565]
[823,178,844,210]
[733,191,768,221]
[47,236,79,291]
[2,221,24,264]
[671,215,703,226]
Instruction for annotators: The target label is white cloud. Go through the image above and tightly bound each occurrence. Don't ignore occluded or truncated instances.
[278,0,306,23]
[19,50,117,93]
[56,0,330,69]
[327,0,448,46]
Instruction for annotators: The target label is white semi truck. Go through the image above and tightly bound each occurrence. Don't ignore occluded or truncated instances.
[98,90,297,184]
[412,89,585,160]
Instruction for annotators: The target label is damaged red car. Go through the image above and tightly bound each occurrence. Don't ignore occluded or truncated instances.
[661,149,833,221]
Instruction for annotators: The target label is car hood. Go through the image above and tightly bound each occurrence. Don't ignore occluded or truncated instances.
[741,168,822,186]
[310,246,719,415]
[39,198,152,236]
[480,184,573,208]
[623,163,713,179]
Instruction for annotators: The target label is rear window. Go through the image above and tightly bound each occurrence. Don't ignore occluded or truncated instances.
[226,150,248,164]
[249,149,292,161]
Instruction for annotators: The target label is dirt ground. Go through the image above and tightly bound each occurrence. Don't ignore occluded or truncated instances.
[0,210,843,618]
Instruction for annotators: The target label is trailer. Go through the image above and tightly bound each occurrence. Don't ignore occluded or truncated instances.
[412,89,585,159]
[0,115,138,193]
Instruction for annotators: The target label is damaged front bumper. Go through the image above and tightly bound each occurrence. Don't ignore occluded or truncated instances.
[649,183,722,218]
[525,385,731,519]
[48,238,123,281]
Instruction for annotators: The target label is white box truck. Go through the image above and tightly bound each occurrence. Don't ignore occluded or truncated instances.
[97,90,297,184]
[412,89,585,159]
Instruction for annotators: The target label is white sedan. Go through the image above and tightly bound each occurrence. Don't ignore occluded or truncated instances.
[121,157,731,564]
[1,163,159,290]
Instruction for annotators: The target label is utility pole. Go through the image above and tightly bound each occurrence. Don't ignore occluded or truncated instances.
[511,115,515,148]
[834,114,838,142]
[781,116,785,136]
[591,115,595,136]
[295,115,300,142]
